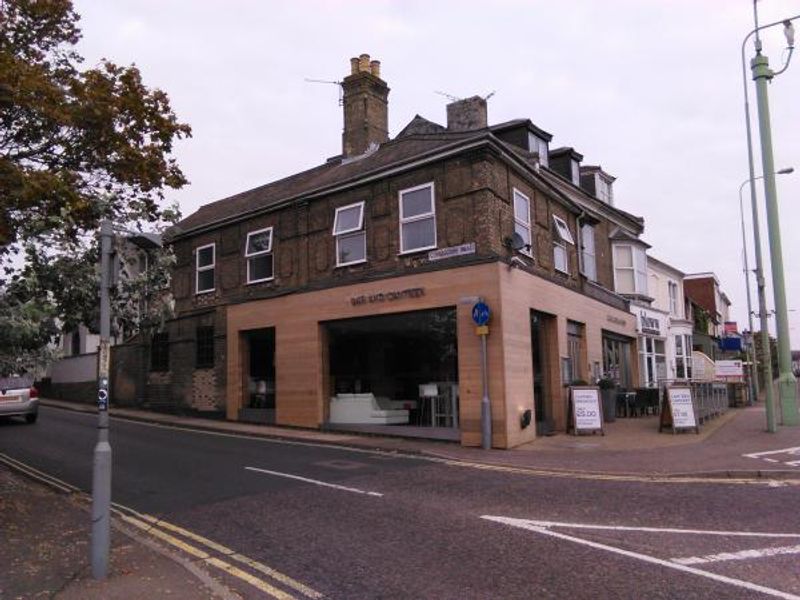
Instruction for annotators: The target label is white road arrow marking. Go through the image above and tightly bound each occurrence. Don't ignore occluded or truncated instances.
[481,516,800,600]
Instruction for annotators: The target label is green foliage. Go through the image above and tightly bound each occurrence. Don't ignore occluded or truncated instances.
[0,0,189,371]
[0,0,191,250]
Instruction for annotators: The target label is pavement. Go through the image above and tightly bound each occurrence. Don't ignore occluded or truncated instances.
[0,463,234,600]
[39,397,800,480]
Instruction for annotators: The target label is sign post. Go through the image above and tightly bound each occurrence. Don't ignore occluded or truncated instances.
[659,386,700,435]
[91,220,113,579]
[472,301,491,449]
[567,387,604,436]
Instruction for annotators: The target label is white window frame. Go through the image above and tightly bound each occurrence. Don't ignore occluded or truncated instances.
[195,243,215,294]
[570,160,580,185]
[528,133,549,167]
[552,215,575,245]
[613,244,648,295]
[513,188,533,257]
[580,223,597,281]
[398,182,437,255]
[668,280,679,315]
[552,216,574,275]
[245,227,274,284]
[333,201,367,267]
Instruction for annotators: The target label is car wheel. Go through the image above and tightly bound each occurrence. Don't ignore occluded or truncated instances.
[25,413,38,424]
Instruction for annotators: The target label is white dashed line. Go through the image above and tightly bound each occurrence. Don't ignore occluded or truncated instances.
[245,466,383,497]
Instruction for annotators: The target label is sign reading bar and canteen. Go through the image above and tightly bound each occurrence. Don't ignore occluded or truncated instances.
[427,242,476,262]
[659,386,699,434]
[350,287,425,306]
[568,387,604,436]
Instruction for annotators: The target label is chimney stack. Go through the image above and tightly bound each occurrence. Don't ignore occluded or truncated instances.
[446,96,488,132]
[341,54,389,158]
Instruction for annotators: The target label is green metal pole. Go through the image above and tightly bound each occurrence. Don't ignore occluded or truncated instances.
[751,53,799,426]
[741,33,776,432]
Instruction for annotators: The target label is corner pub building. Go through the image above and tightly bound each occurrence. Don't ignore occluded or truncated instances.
[150,55,643,449]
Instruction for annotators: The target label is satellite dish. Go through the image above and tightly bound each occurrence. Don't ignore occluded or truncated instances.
[510,232,528,251]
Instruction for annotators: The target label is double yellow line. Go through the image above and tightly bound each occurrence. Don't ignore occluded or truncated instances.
[0,453,323,600]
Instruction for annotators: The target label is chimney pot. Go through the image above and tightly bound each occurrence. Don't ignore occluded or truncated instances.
[359,53,370,72]
[370,60,381,78]
[350,57,360,75]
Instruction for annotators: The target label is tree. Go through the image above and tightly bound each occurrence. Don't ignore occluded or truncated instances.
[0,0,190,371]
[0,0,191,252]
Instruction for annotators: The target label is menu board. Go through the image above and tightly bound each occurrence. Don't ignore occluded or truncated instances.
[660,386,699,434]
[569,387,604,436]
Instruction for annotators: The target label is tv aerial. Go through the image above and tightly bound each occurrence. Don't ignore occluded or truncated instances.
[305,78,343,106]
[434,90,462,102]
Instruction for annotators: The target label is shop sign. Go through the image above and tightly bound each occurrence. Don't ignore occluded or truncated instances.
[607,315,627,327]
[428,242,476,262]
[567,387,604,436]
[350,287,425,306]
[660,387,699,434]
[715,360,743,378]
[639,311,661,335]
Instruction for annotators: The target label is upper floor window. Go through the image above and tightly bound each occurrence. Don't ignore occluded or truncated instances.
[528,133,549,167]
[513,189,532,256]
[580,223,597,281]
[399,183,436,254]
[196,326,215,369]
[245,228,274,284]
[668,280,679,315]
[333,201,366,266]
[613,244,648,295]
[552,215,574,274]
[196,243,215,294]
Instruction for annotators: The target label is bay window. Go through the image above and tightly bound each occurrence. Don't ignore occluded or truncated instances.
[580,223,597,281]
[552,215,574,274]
[613,244,648,295]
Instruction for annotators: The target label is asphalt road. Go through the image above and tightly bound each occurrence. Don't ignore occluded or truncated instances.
[2,406,799,599]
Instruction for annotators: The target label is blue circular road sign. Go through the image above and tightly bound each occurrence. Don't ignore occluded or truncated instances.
[472,302,490,326]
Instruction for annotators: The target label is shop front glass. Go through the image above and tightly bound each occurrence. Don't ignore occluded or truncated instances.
[602,332,633,389]
[325,307,459,435]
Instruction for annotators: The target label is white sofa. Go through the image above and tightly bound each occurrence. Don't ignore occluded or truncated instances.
[329,393,410,425]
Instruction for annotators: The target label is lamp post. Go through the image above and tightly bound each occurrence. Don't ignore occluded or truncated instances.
[92,220,162,579]
[740,8,800,431]
[748,6,799,426]
[738,167,794,410]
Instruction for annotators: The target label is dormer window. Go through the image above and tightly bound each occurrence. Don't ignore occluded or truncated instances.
[570,160,580,186]
[528,133,549,167]
[596,174,613,205]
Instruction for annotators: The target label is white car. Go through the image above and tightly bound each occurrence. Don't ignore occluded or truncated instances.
[0,376,39,424]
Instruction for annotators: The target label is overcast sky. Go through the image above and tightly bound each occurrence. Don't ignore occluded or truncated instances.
[73,0,800,346]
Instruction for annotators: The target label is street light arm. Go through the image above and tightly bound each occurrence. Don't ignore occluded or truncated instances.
[772,46,795,77]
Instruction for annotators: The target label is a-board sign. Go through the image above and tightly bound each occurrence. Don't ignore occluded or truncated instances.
[567,386,604,436]
[659,386,699,434]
